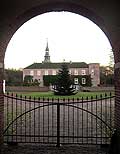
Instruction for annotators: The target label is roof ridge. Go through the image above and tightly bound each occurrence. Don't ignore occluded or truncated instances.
[24,62,89,69]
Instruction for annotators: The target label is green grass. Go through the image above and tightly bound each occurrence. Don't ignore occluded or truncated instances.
[14,91,114,100]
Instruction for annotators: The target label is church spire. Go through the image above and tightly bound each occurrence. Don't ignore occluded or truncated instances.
[44,39,51,63]
[45,39,49,51]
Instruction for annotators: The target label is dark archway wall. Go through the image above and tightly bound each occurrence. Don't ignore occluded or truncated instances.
[0,0,119,145]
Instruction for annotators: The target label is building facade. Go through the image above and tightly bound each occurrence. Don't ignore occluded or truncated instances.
[23,42,100,87]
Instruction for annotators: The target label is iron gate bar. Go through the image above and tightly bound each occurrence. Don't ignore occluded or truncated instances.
[110,93,112,140]
[91,96,93,144]
[86,96,89,144]
[25,96,27,142]
[4,93,114,103]
[4,101,113,134]
[105,93,107,144]
[4,100,113,139]
[15,94,18,142]
[57,98,60,147]
[72,98,74,143]
[68,98,70,143]
[63,98,65,143]
[64,104,113,132]
[43,98,44,143]
[52,98,54,143]
[6,93,9,143]
[77,98,79,143]
[100,94,103,145]
[11,93,13,142]
[20,95,22,142]
[96,95,97,144]
[38,97,40,143]
[29,96,32,143]
[4,95,115,127]
[3,103,56,134]
[4,93,115,146]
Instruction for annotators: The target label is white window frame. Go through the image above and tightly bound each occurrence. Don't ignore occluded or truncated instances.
[45,70,48,75]
[37,70,41,76]
[74,78,78,85]
[69,69,72,75]
[30,70,34,76]
[74,69,78,75]
[52,70,56,75]
[82,78,86,84]
[91,69,94,75]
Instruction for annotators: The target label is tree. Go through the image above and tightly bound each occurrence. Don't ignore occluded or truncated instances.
[5,69,23,86]
[43,75,58,86]
[23,75,33,86]
[109,49,114,68]
[53,63,77,95]
[100,66,114,86]
[32,79,40,86]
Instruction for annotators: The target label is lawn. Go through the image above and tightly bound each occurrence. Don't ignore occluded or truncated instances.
[14,91,114,100]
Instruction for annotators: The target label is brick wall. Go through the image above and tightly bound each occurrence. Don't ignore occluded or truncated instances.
[0,79,4,146]
[115,68,120,130]
[114,42,120,131]
[0,24,13,147]
[6,86,49,92]
[0,0,119,148]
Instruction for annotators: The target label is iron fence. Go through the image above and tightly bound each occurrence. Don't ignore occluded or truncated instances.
[4,93,115,147]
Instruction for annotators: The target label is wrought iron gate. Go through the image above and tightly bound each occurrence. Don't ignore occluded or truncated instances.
[4,93,115,146]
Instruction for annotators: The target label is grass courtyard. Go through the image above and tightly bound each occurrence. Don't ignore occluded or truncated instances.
[13,91,114,99]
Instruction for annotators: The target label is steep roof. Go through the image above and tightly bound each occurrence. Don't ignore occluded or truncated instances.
[24,62,88,69]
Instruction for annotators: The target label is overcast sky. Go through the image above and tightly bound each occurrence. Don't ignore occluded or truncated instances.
[5,11,112,69]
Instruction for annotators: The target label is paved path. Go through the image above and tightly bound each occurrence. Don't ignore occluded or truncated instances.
[2,144,108,154]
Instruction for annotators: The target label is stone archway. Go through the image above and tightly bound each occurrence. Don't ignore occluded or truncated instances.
[0,0,119,150]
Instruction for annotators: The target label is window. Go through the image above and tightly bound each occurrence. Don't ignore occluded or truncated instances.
[82,70,86,75]
[52,70,56,75]
[74,69,78,75]
[37,70,41,76]
[74,78,78,84]
[91,69,94,75]
[82,78,86,84]
[30,70,34,76]
[45,70,48,75]
[69,69,72,74]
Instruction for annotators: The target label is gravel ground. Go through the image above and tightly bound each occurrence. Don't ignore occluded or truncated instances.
[1,144,109,154]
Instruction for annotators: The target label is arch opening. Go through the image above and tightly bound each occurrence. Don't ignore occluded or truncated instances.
[1,1,119,151]
[5,11,114,88]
